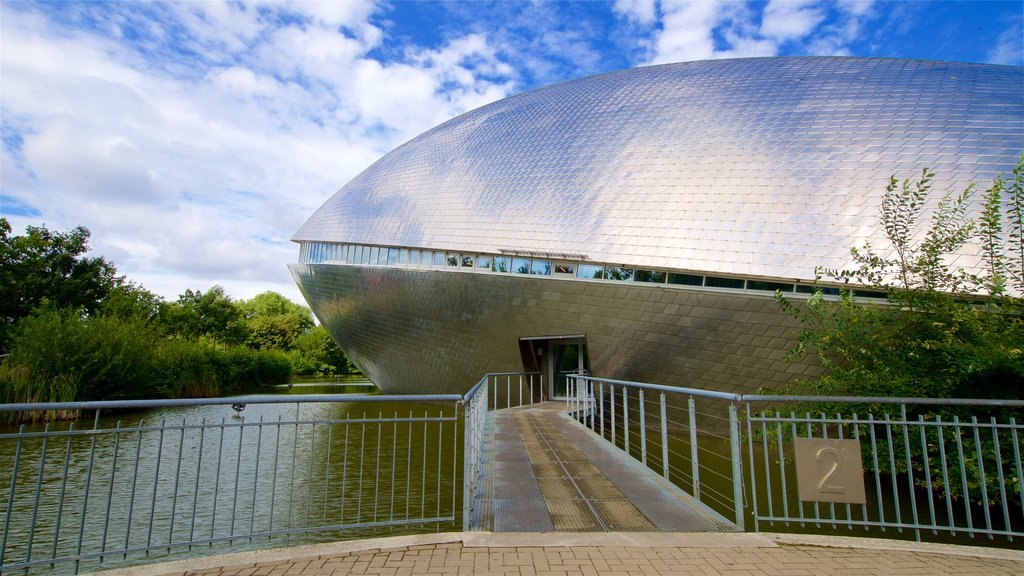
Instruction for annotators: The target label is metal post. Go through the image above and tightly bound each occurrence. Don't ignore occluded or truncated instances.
[688,397,699,498]
[660,393,669,480]
[623,387,630,457]
[599,383,605,439]
[728,403,745,530]
[639,389,647,466]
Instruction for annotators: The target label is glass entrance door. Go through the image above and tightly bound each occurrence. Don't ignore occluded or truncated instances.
[550,341,589,398]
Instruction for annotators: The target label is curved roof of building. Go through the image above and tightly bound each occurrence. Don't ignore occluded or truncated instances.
[294,57,1023,282]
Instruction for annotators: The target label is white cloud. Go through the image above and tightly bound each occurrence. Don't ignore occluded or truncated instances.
[760,0,825,41]
[613,0,657,25]
[650,0,725,63]
[0,1,514,304]
[988,21,1024,66]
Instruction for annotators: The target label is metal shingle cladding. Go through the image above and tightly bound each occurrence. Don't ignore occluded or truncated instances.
[294,57,1024,282]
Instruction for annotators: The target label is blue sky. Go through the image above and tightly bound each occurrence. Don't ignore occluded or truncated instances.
[1,0,1022,305]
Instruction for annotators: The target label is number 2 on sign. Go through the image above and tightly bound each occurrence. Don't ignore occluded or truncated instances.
[815,447,844,494]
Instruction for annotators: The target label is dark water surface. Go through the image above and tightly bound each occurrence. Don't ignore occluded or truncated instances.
[0,377,463,574]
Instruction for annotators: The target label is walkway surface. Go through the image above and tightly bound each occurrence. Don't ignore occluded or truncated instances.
[472,403,733,532]
[99,531,1024,576]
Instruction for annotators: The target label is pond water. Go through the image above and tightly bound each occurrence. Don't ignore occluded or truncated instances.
[0,377,463,574]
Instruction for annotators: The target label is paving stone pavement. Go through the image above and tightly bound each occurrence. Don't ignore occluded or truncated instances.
[98,532,1024,576]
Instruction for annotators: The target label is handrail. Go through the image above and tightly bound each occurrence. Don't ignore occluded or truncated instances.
[0,393,463,413]
[573,375,1024,407]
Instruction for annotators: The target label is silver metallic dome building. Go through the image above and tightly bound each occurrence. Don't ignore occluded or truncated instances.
[291,57,1024,397]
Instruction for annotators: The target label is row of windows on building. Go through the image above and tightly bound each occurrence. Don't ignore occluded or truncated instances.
[296,241,868,297]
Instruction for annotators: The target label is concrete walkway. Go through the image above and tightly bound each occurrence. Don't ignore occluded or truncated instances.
[98,532,1024,576]
[474,404,732,532]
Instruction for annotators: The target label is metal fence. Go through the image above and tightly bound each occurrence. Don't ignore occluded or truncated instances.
[461,372,542,530]
[567,375,1024,544]
[0,394,463,574]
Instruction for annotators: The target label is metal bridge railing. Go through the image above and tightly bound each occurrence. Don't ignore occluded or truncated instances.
[461,371,542,530]
[0,394,462,575]
[567,375,1024,544]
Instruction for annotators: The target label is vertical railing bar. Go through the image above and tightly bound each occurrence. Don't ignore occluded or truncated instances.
[287,405,299,539]
[357,415,366,523]
[918,415,936,535]
[762,412,774,525]
[230,416,244,539]
[971,417,992,539]
[837,415,851,530]
[436,413,443,522]
[268,416,282,537]
[145,418,165,553]
[806,414,820,529]
[390,417,398,523]
[519,374,523,408]
[340,416,350,525]
[660,392,669,481]
[775,412,788,527]
[451,402,460,526]
[98,421,121,560]
[954,416,974,537]
[610,385,617,448]
[822,415,836,527]
[991,417,1011,542]
[622,387,629,458]
[2,424,25,566]
[791,414,805,526]
[168,418,186,551]
[210,418,226,544]
[373,414,382,524]
[746,403,759,532]
[936,416,954,535]
[420,411,427,517]
[899,405,920,541]
[688,398,699,498]
[122,420,141,559]
[867,414,884,530]
[883,413,901,532]
[506,376,511,410]
[323,422,333,527]
[27,423,52,565]
[250,416,264,542]
[1011,418,1023,531]
[728,403,744,531]
[305,421,316,532]
[639,389,647,466]
[852,415,868,530]
[188,419,206,550]
[405,411,412,521]
[599,383,605,440]
[74,409,102,573]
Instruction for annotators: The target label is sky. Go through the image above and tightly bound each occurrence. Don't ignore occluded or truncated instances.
[1,0,1022,307]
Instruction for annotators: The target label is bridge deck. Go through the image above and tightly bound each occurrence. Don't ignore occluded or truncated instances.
[472,402,737,532]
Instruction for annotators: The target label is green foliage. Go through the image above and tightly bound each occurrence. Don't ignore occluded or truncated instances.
[0,219,120,352]
[290,325,356,375]
[775,158,1024,506]
[0,219,355,408]
[160,286,247,346]
[0,306,162,402]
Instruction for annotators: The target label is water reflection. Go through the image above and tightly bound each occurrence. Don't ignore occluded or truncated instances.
[0,378,462,574]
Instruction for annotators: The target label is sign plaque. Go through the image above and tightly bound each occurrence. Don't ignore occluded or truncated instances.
[793,438,866,504]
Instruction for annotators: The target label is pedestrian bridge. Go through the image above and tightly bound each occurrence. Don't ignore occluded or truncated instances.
[1,372,1021,574]
[471,403,733,532]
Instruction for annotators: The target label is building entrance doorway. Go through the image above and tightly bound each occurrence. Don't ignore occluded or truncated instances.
[518,335,589,400]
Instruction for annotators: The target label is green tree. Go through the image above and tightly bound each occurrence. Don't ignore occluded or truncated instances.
[160,286,246,346]
[238,291,314,351]
[777,158,1024,402]
[0,219,120,351]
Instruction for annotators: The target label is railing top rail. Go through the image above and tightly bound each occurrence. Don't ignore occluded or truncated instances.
[0,393,464,413]
[463,371,541,402]
[572,375,1024,408]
